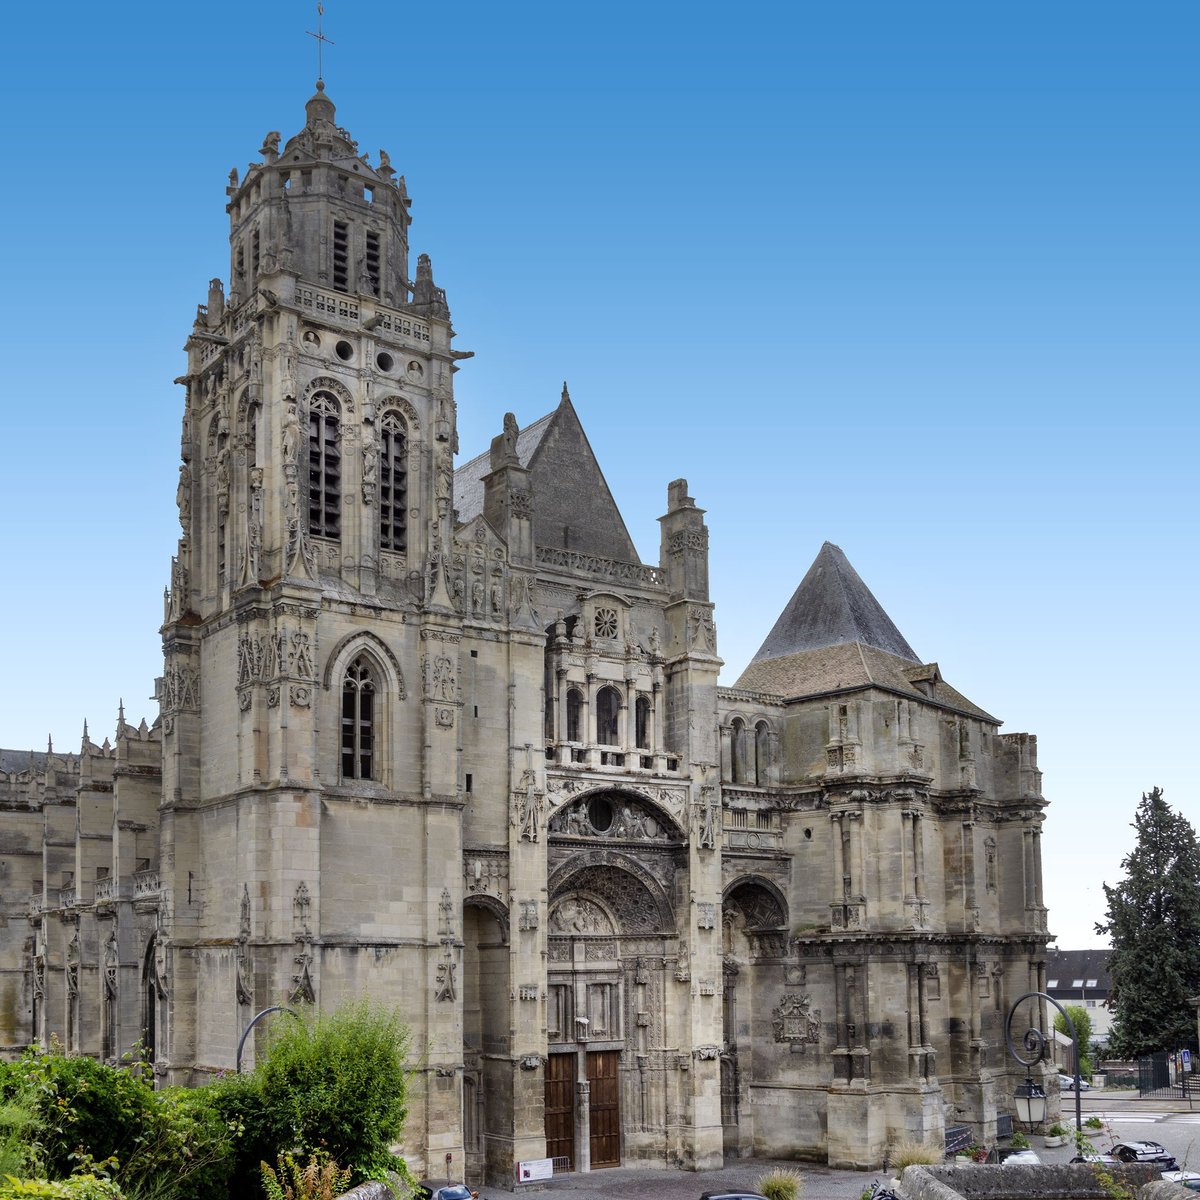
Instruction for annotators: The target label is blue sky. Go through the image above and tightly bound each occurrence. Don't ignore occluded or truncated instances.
[1,2,1196,948]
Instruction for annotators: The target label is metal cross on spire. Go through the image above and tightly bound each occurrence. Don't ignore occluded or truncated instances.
[306,2,335,85]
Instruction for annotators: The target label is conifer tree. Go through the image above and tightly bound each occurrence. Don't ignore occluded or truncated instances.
[1097,787,1200,1058]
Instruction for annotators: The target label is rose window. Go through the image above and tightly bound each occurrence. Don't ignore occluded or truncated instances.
[594,608,618,639]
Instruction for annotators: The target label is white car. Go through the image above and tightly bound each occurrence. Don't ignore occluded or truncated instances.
[1162,1173,1200,1192]
[1058,1073,1092,1090]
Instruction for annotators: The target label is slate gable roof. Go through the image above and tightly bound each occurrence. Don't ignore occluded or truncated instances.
[453,410,555,527]
[453,390,640,563]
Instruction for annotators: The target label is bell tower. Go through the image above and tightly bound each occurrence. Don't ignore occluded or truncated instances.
[161,85,467,1166]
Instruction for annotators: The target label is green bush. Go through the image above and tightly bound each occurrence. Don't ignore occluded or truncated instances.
[757,1167,803,1200]
[0,1046,233,1200]
[205,1072,283,1200]
[119,1086,234,1200]
[0,1099,39,1178]
[0,1177,124,1200]
[0,1048,158,1182]
[256,1001,412,1187]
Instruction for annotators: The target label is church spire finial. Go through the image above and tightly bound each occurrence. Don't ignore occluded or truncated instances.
[561,381,571,405]
[306,2,335,89]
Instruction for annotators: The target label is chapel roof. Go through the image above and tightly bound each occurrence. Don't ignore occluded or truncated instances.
[735,542,997,721]
[750,541,920,664]
[454,387,640,563]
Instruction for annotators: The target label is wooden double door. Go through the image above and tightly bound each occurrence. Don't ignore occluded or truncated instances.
[544,1050,621,1169]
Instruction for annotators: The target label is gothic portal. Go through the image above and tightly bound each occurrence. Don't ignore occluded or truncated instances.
[0,85,1052,1181]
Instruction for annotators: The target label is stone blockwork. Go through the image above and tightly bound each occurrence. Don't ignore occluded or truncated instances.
[0,86,1049,1183]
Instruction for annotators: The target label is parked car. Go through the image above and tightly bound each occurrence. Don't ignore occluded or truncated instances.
[700,1193,771,1200]
[1110,1142,1178,1169]
[1058,1073,1092,1090]
[1072,1152,1121,1166]
[1162,1172,1200,1192]
[988,1147,1042,1165]
[416,1185,478,1200]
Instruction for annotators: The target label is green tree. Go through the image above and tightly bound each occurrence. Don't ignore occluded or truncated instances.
[1054,1005,1093,1078]
[1097,787,1200,1058]
[256,1001,412,1187]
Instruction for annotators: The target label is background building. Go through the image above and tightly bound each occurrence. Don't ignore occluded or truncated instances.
[0,85,1051,1180]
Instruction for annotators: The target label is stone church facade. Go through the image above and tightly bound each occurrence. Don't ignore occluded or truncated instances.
[0,86,1051,1181]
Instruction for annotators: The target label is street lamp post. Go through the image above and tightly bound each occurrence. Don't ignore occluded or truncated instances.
[235,1005,300,1073]
[1005,990,1082,1135]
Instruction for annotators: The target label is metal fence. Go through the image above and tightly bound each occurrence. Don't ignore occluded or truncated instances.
[1138,1050,1195,1103]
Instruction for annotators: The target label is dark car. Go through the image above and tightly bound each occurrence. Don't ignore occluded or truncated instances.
[1072,1152,1121,1166]
[700,1193,771,1200]
[1110,1142,1177,1169]
[416,1185,478,1200]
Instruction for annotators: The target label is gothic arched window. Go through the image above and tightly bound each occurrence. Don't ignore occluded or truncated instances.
[380,412,408,553]
[308,392,341,538]
[754,721,770,785]
[341,656,376,780]
[566,688,583,742]
[595,686,621,746]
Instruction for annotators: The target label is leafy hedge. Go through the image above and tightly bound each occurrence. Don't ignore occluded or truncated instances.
[0,1002,412,1200]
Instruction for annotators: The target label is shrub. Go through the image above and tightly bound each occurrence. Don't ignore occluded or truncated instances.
[206,1072,283,1200]
[1085,1116,1103,1129]
[0,1177,124,1200]
[0,1047,158,1182]
[757,1167,803,1200]
[1047,1123,1069,1138]
[1011,1131,1031,1149]
[888,1138,941,1169]
[261,1151,350,1200]
[256,1001,413,1186]
[0,1099,39,1178]
[119,1086,235,1200]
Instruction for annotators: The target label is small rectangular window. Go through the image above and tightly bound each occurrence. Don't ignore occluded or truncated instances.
[251,228,261,276]
[473,706,479,718]
[470,650,478,658]
[465,774,473,793]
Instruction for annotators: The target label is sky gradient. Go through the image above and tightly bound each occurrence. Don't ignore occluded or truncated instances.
[1,1,1196,948]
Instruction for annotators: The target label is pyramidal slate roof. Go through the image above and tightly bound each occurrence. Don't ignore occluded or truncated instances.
[735,543,998,722]
[750,542,919,665]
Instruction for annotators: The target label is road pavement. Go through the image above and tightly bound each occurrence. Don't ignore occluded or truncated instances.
[481,1089,1200,1199]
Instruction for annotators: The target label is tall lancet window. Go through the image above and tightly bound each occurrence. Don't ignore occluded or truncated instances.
[308,393,341,538]
[380,412,408,553]
[341,656,376,780]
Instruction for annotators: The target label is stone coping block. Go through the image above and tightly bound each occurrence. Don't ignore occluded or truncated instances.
[900,1163,1168,1200]
[337,1183,395,1200]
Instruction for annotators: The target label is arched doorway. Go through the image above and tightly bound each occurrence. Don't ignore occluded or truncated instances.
[545,789,685,1170]
[462,898,509,1182]
[722,878,789,1157]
